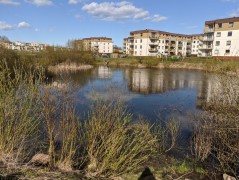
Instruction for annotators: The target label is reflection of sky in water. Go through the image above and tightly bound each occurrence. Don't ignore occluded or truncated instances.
[52,66,238,146]
[53,66,206,125]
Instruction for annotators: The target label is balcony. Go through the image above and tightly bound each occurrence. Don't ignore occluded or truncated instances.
[149,41,158,45]
[204,28,214,33]
[200,45,213,50]
[202,36,214,41]
[149,36,158,40]
[178,44,183,47]
[148,48,158,52]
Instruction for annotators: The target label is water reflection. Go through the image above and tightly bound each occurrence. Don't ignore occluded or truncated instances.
[53,66,237,114]
[124,69,199,94]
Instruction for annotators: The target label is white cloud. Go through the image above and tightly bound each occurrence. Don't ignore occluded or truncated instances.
[151,14,167,22]
[25,0,53,6]
[230,8,239,16]
[0,21,14,30]
[68,0,83,4]
[82,1,167,22]
[18,21,31,28]
[0,0,20,5]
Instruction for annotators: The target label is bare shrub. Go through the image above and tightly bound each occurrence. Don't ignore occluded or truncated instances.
[84,100,158,178]
[152,118,180,153]
[192,75,239,175]
[0,60,43,166]
[41,87,78,170]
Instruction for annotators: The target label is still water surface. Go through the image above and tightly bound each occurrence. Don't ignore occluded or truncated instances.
[53,66,218,143]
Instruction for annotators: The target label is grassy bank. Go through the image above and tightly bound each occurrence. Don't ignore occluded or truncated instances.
[97,56,239,75]
[0,45,95,76]
[0,60,238,179]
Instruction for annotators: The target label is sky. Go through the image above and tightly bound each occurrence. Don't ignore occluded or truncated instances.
[0,0,239,47]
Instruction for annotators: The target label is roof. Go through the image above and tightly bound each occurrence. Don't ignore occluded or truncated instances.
[129,29,198,38]
[205,17,239,25]
[81,37,112,41]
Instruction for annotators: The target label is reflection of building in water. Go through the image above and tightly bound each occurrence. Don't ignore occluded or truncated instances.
[97,66,112,79]
[125,69,199,94]
[196,75,238,108]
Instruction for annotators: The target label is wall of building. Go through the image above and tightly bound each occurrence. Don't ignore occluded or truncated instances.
[212,30,239,56]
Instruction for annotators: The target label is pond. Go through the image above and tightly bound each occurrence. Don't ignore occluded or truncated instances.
[51,66,225,146]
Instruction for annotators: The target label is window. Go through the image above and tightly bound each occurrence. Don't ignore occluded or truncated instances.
[228,31,232,36]
[216,32,221,37]
[135,40,137,43]
[140,45,142,49]
[162,40,164,43]
[158,46,160,49]
[216,41,220,46]
[194,41,196,43]
[140,33,143,37]
[159,40,161,43]
[135,45,137,49]
[218,23,222,28]
[226,40,231,46]
[225,50,230,54]
[135,51,137,55]
[229,22,234,27]
[214,49,219,54]
[140,39,142,43]
[162,46,164,49]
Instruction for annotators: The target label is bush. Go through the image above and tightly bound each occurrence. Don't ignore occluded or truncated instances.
[0,60,43,165]
[84,100,158,177]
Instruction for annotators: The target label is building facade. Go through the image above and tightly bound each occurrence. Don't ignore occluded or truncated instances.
[0,41,48,51]
[199,17,239,57]
[123,29,203,57]
[76,37,113,54]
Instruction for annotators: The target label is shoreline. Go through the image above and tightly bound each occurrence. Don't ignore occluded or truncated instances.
[97,60,239,76]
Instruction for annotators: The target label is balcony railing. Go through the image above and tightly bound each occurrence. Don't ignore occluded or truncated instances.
[149,41,158,45]
[200,45,213,49]
[149,36,158,40]
[204,28,214,33]
[148,48,158,52]
[202,36,214,41]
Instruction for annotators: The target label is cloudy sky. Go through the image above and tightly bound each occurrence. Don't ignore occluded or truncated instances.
[0,0,239,46]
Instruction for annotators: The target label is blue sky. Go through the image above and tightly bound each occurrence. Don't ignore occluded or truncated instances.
[0,0,239,47]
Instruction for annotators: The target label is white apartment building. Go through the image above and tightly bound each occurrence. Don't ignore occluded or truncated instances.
[199,17,239,57]
[123,29,202,57]
[191,35,203,56]
[76,37,113,54]
[0,41,48,51]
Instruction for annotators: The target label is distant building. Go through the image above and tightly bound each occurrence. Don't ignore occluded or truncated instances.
[199,17,239,58]
[123,29,203,57]
[0,41,48,52]
[75,37,113,54]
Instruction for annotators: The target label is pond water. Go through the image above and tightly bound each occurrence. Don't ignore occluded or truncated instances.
[52,66,221,145]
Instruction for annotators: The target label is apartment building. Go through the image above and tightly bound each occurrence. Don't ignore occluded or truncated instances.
[76,37,113,54]
[199,17,239,57]
[0,41,48,51]
[191,34,203,56]
[123,29,202,57]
